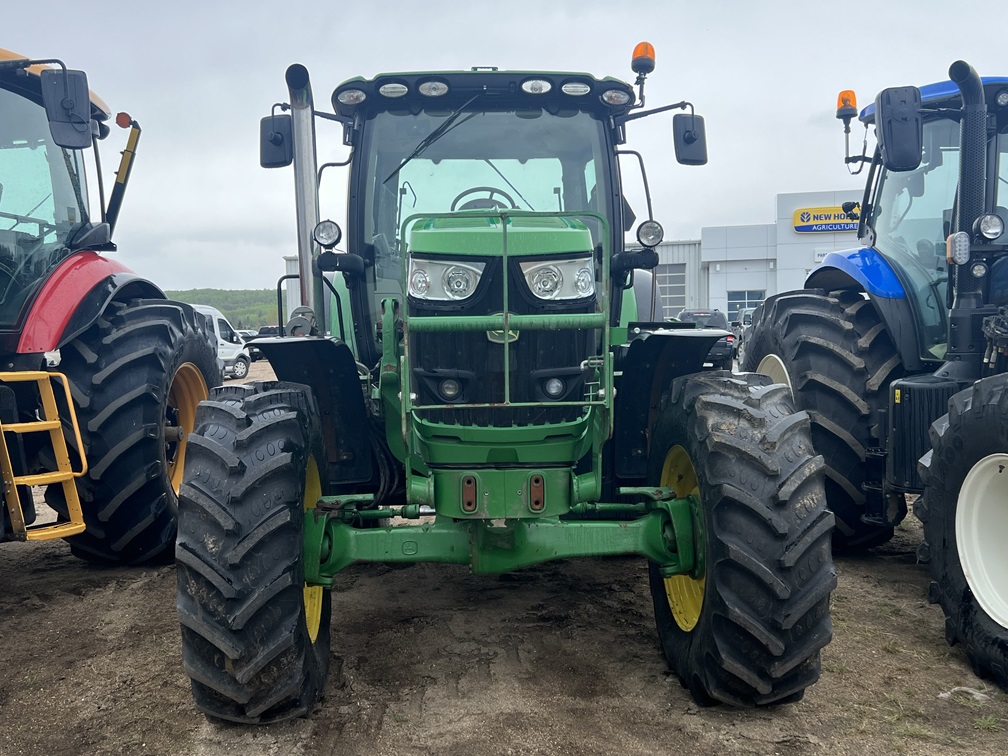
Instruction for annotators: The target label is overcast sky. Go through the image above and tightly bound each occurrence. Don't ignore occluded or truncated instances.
[6,0,1005,290]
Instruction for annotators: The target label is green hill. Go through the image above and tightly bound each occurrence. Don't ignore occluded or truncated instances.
[165,289,279,330]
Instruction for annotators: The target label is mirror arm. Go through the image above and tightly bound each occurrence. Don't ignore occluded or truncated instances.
[617,99,689,125]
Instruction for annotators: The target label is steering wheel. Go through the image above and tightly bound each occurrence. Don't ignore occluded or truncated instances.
[450,186,518,212]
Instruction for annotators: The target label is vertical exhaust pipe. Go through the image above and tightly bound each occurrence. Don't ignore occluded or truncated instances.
[949,60,986,235]
[943,61,988,369]
[285,64,323,321]
[949,61,986,305]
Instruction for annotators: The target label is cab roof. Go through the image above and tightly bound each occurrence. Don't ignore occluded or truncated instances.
[0,47,111,120]
[331,68,636,120]
[859,76,1008,123]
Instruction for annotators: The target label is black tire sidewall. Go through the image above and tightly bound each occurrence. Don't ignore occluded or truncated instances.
[177,381,332,722]
[742,289,900,549]
[921,376,1008,685]
[52,299,219,563]
[646,371,834,705]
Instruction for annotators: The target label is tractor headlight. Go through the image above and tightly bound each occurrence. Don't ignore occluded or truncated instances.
[975,213,1005,241]
[443,265,478,300]
[636,220,664,248]
[600,88,631,106]
[543,377,566,398]
[520,256,595,300]
[312,219,342,249]
[408,258,485,301]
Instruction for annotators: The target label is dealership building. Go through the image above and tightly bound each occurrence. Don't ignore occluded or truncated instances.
[653,189,862,320]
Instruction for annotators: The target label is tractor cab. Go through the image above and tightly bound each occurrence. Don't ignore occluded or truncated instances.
[0,52,101,329]
[0,50,140,346]
[828,76,1008,367]
[339,73,622,369]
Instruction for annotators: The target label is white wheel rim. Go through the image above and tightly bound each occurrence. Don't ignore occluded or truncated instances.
[756,353,793,395]
[956,453,1008,630]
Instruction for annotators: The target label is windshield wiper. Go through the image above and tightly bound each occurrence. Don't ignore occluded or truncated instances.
[484,159,535,211]
[383,93,482,185]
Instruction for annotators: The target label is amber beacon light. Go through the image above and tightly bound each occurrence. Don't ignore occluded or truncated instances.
[836,89,858,121]
[632,42,656,75]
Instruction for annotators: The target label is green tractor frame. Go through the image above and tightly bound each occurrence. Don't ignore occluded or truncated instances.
[176,45,836,723]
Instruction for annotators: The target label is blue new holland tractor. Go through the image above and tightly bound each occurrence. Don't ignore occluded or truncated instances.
[744,61,1008,688]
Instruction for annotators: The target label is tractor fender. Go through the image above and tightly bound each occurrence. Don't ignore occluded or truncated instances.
[255,336,374,486]
[805,248,906,299]
[17,251,164,354]
[806,249,927,372]
[613,328,722,480]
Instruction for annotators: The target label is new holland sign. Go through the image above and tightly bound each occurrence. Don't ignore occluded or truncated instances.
[792,206,858,233]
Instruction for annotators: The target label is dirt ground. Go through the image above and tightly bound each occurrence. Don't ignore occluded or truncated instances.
[1,360,1006,755]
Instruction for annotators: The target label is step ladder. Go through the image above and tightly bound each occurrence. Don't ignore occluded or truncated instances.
[0,371,88,540]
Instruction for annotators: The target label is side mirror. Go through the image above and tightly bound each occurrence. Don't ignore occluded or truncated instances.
[730,320,740,328]
[673,113,707,166]
[40,69,92,149]
[875,86,922,172]
[260,113,293,168]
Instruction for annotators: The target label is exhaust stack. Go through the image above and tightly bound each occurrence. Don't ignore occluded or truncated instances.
[949,61,987,306]
[285,63,323,321]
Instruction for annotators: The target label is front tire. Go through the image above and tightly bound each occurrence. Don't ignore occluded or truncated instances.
[647,372,835,706]
[742,289,904,549]
[230,356,250,380]
[918,375,1008,689]
[48,299,220,564]
[176,382,332,723]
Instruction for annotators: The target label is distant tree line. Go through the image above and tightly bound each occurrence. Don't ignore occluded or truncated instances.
[165,289,279,330]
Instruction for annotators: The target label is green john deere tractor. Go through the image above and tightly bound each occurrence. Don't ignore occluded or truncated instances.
[175,45,836,722]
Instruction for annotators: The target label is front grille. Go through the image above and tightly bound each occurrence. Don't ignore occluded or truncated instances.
[408,262,599,426]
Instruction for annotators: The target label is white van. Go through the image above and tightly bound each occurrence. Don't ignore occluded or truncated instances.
[192,305,251,379]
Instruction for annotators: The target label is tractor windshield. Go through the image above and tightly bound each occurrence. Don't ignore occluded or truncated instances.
[358,106,612,323]
[0,86,90,328]
[868,118,960,360]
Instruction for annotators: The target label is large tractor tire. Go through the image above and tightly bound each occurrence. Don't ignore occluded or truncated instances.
[647,371,835,706]
[47,299,219,564]
[917,375,1008,689]
[176,382,332,723]
[742,289,904,550]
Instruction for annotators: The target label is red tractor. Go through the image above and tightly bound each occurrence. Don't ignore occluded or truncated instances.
[0,50,219,563]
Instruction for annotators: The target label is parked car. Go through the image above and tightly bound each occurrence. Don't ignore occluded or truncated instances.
[237,329,263,361]
[676,309,733,370]
[192,305,251,379]
[731,307,757,359]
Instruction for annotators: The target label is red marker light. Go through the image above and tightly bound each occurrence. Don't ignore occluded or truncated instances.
[115,112,133,129]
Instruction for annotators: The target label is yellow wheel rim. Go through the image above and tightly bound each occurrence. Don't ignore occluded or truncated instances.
[660,445,706,632]
[303,455,324,644]
[165,362,208,495]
